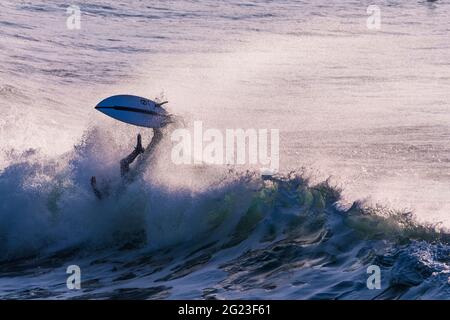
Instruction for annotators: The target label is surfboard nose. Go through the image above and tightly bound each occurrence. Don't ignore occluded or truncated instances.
[96,95,119,108]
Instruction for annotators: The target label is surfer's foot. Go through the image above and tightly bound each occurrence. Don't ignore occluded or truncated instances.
[135,134,145,154]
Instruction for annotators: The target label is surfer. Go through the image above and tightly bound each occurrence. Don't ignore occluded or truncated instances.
[90,128,163,199]
[91,94,171,200]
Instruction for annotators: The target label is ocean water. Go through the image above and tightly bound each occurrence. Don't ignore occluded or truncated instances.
[0,0,449,299]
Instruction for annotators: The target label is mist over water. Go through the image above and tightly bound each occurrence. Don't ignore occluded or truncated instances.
[0,0,449,299]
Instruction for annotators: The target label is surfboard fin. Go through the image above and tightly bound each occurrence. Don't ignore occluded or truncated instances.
[156,101,168,107]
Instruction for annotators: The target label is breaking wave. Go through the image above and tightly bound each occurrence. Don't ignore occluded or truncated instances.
[0,127,449,299]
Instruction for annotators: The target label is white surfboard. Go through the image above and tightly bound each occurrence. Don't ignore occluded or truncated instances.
[95,94,171,128]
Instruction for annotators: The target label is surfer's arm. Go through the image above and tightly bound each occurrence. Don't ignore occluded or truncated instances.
[120,134,145,177]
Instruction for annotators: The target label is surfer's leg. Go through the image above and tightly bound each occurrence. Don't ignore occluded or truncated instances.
[120,134,145,177]
[90,176,103,200]
[145,128,163,154]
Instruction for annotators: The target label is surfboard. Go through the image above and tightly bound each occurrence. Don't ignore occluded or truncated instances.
[95,94,171,128]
